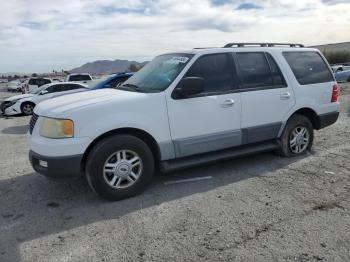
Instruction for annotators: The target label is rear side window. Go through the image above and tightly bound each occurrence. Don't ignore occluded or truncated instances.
[283,52,334,85]
[236,53,273,89]
[185,53,236,94]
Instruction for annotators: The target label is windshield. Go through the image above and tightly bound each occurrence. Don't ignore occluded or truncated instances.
[119,53,193,93]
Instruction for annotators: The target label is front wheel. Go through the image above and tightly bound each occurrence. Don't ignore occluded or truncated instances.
[86,134,155,201]
[21,102,35,115]
[276,114,314,157]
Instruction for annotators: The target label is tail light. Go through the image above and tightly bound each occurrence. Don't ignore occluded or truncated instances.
[331,84,340,102]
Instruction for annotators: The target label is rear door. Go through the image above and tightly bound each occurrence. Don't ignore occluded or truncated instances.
[235,52,295,144]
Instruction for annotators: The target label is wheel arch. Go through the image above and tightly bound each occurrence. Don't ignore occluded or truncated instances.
[81,128,161,172]
[286,107,321,130]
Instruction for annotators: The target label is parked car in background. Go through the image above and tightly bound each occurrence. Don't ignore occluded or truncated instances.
[331,64,350,73]
[23,77,52,93]
[91,73,133,90]
[65,73,93,84]
[334,69,350,83]
[28,43,340,200]
[1,82,88,116]
[7,80,22,92]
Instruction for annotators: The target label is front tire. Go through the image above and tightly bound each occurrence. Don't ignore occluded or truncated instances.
[20,102,35,115]
[276,114,314,157]
[86,134,155,201]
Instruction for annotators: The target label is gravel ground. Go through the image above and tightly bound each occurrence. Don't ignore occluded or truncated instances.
[0,83,349,262]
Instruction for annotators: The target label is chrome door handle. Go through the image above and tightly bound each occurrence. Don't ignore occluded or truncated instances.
[280,92,291,99]
[222,99,235,107]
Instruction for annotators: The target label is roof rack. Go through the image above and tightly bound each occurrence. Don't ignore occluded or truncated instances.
[224,43,304,48]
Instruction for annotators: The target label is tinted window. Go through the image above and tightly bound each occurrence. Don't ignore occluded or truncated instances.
[266,53,287,87]
[47,84,64,93]
[109,76,130,88]
[69,75,92,81]
[29,79,38,85]
[236,52,273,88]
[64,84,81,91]
[43,79,51,84]
[283,52,334,85]
[185,53,235,94]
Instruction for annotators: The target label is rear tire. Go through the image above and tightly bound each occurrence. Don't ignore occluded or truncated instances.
[86,134,155,201]
[276,114,313,157]
[20,102,35,115]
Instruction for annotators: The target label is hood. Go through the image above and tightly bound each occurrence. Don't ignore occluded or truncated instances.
[34,89,148,117]
[5,94,34,102]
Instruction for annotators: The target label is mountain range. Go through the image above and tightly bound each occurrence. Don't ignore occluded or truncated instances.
[69,59,148,74]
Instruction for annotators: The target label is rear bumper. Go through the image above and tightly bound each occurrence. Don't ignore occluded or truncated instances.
[318,111,339,129]
[29,150,83,180]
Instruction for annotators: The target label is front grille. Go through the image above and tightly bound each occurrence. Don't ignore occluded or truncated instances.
[29,113,39,134]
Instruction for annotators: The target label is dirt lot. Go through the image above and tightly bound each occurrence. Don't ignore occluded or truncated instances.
[0,84,350,262]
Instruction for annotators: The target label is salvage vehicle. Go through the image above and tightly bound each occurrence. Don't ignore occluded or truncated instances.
[28,43,340,200]
[91,73,133,90]
[334,69,350,83]
[1,82,87,116]
[24,77,52,93]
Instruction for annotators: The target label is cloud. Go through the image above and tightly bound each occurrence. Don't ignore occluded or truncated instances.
[0,0,349,73]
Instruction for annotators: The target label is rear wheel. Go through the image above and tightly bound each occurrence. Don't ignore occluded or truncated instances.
[20,102,35,115]
[276,114,313,157]
[86,134,154,201]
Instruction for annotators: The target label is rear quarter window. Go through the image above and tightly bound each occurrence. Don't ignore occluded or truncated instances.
[283,51,334,85]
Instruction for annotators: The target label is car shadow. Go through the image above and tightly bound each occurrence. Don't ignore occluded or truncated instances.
[1,125,29,134]
[0,152,307,261]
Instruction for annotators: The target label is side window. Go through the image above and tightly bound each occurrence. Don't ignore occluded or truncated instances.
[236,52,273,89]
[283,51,334,85]
[185,53,235,94]
[43,79,51,85]
[64,84,81,91]
[49,84,64,93]
[29,79,37,85]
[266,53,287,87]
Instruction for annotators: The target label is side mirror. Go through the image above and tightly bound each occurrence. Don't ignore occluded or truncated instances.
[40,90,48,95]
[173,77,204,98]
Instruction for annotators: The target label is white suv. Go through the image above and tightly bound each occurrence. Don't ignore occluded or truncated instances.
[28,43,340,200]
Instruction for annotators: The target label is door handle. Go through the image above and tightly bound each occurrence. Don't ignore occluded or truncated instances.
[280,92,291,99]
[222,99,235,107]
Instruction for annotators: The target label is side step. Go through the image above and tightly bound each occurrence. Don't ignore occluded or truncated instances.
[160,140,279,173]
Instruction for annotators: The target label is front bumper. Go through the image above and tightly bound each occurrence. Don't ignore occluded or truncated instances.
[1,101,20,115]
[29,150,83,180]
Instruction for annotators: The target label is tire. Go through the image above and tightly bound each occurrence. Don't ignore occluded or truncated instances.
[20,102,35,115]
[86,134,155,201]
[275,114,314,157]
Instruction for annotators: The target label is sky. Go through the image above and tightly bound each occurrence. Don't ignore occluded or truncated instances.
[0,0,349,73]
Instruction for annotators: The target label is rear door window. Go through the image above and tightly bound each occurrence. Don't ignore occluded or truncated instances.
[236,52,274,89]
[64,84,82,91]
[283,51,334,85]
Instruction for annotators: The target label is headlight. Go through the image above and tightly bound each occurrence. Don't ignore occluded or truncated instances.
[40,117,74,138]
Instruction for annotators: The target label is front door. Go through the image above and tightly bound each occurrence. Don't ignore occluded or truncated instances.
[166,53,242,158]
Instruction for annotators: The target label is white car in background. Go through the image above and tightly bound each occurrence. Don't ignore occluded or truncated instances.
[23,77,52,93]
[7,80,22,92]
[65,74,93,85]
[1,82,88,116]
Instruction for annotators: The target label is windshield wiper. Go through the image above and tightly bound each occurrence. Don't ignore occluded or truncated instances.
[118,83,143,92]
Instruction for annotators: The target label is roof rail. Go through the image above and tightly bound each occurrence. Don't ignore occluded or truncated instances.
[224,43,304,48]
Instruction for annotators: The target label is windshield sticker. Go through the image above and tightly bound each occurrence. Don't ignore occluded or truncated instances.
[165,57,189,64]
